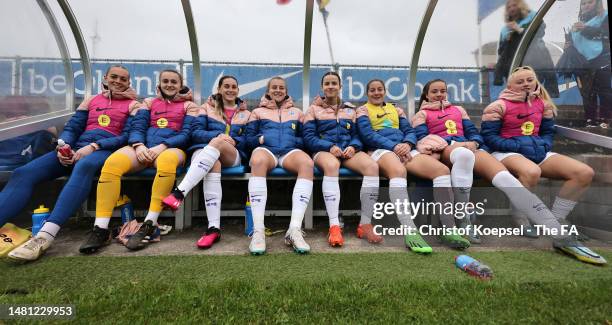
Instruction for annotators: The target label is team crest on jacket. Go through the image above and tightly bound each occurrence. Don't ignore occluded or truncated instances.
[157,118,168,128]
[521,121,535,135]
[291,123,296,130]
[98,114,111,127]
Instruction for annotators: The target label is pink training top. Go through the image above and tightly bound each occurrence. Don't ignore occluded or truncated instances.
[149,98,186,131]
[424,103,465,137]
[499,97,544,138]
[85,94,132,135]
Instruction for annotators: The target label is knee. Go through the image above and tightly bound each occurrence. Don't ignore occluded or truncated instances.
[321,159,340,174]
[73,157,100,176]
[388,164,406,178]
[451,147,475,165]
[101,153,131,177]
[208,137,225,148]
[250,154,268,169]
[363,162,379,176]
[299,158,315,173]
[157,151,180,174]
[574,165,595,186]
[519,167,541,187]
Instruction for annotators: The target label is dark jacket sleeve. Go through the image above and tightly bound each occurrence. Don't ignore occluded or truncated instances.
[245,116,262,151]
[233,125,248,158]
[128,109,149,145]
[348,122,362,151]
[414,124,430,141]
[481,120,521,152]
[303,120,335,153]
[462,119,485,146]
[539,117,555,152]
[162,115,195,148]
[294,120,304,150]
[191,115,221,145]
[59,110,88,146]
[95,116,131,151]
[399,117,417,147]
[357,115,399,151]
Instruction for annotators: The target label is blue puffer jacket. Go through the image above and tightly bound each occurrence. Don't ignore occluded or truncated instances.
[128,97,199,149]
[60,93,139,151]
[190,96,250,161]
[246,95,304,156]
[303,96,362,153]
[480,88,555,163]
[356,102,417,151]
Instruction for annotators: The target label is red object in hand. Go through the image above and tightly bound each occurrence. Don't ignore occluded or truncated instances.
[277,0,291,4]
[57,139,73,159]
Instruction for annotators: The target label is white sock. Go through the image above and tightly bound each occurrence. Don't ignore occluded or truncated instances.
[360,176,379,225]
[551,196,577,220]
[37,222,60,242]
[203,172,222,229]
[433,175,455,228]
[449,147,474,204]
[322,176,340,226]
[248,176,267,231]
[389,177,415,227]
[289,178,313,229]
[177,146,220,194]
[94,217,111,230]
[144,211,160,225]
[492,171,564,238]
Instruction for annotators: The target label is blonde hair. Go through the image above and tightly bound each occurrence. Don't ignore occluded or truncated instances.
[509,66,557,114]
[505,0,530,22]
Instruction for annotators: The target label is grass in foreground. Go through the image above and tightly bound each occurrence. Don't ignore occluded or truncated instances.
[1,251,611,324]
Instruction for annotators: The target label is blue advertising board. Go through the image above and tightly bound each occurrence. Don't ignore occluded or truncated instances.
[4,59,583,106]
[186,64,328,104]
[19,61,178,99]
[340,68,480,104]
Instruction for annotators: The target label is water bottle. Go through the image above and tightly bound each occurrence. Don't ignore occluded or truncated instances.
[244,197,254,236]
[116,195,134,224]
[455,255,493,279]
[32,205,50,236]
[57,139,73,159]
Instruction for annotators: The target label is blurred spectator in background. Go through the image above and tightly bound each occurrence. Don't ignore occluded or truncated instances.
[494,0,559,97]
[557,0,609,128]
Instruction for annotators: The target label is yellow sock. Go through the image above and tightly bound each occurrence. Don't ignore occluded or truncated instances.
[149,150,182,212]
[96,152,131,218]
